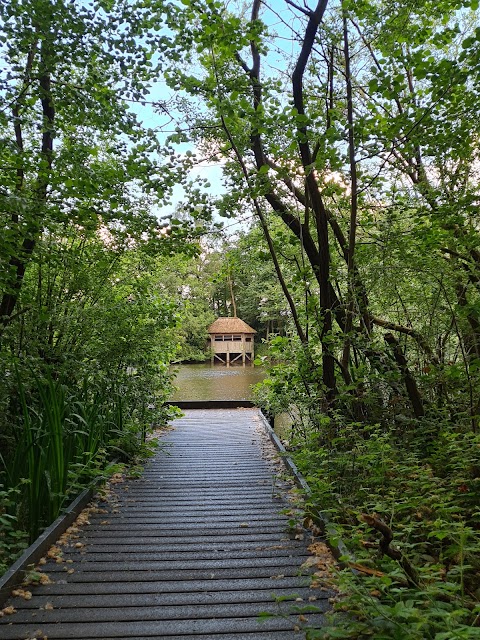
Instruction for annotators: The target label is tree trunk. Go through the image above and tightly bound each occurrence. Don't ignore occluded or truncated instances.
[0,39,54,331]
[384,333,425,419]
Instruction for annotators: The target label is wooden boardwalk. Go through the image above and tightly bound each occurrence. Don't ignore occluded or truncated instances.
[0,409,330,639]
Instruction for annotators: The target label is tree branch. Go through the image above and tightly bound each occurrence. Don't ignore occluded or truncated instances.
[362,514,421,588]
[285,0,312,18]
[371,315,438,363]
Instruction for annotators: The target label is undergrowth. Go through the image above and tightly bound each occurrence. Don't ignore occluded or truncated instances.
[287,420,480,639]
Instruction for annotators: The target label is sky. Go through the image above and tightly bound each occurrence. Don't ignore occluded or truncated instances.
[125,0,308,228]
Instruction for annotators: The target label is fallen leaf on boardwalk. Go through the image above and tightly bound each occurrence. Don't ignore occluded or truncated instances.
[67,569,75,574]
[308,542,330,556]
[26,630,47,639]
[38,557,47,565]
[298,614,308,622]
[12,589,32,600]
[44,602,54,610]
[75,512,91,526]
[66,526,79,534]
[23,572,52,586]
[110,473,125,484]
[100,520,109,525]
[270,574,285,579]
[303,541,337,583]
[1,605,16,615]
[74,542,84,549]
[239,522,249,528]
[314,569,331,579]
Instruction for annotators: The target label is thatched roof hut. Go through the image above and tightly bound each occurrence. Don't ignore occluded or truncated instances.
[207,317,256,335]
[207,317,256,365]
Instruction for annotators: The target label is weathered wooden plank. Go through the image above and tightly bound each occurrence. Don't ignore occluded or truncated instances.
[8,600,329,624]
[67,540,304,553]
[88,633,301,640]
[45,555,309,572]
[73,525,289,538]
[44,565,309,582]
[21,575,314,596]
[88,505,286,516]
[11,588,330,609]
[54,548,308,562]
[76,533,291,545]
[0,614,326,639]
[85,513,287,525]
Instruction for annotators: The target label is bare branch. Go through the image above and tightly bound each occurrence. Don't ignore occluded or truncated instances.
[285,0,311,18]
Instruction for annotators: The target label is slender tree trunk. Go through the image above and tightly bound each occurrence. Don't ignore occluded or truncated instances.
[291,0,336,402]
[384,333,425,419]
[341,10,358,374]
[0,39,54,331]
[228,272,237,317]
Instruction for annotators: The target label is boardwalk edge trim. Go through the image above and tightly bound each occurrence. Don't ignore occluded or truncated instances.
[258,410,353,565]
[0,485,96,605]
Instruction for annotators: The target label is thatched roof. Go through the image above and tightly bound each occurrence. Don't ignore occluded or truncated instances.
[208,317,257,335]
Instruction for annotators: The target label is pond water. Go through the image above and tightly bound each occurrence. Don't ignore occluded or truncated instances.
[171,363,265,401]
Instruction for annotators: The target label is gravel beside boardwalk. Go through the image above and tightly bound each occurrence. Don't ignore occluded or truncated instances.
[0,408,332,639]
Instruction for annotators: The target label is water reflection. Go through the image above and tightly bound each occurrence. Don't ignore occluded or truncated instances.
[171,363,265,401]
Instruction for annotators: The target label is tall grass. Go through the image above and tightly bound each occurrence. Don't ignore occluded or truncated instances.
[0,362,176,556]
[3,370,121,542]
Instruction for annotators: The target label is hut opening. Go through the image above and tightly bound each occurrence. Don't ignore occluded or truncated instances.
[207,317,257,366]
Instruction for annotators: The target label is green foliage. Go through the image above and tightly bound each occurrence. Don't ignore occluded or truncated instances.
[252,326,480,637]
[153,251,215,362]
[0,0,213,572]
[281,417,480,638]
[0,352,173,544]
[0,485,28,576]
[0,219,185,571]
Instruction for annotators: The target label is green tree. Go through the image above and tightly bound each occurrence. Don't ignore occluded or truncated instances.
[0,0,190,330]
